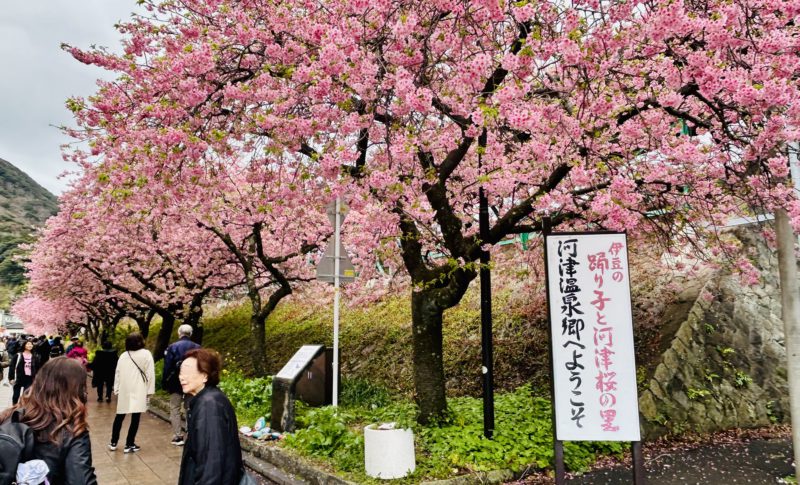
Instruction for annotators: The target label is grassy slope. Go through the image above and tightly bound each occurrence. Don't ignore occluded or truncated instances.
[194,284,552,398]
[143,244,673,400]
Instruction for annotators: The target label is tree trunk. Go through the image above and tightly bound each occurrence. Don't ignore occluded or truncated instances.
[249,309,267,375]
[135,312,152,339]
[86,318,98,344]
[192,322,204,345]
[183,303,205,345]
[411,269,476,424]
[153,312,176,361]
[775,208,800,480]
[411,289,448,424]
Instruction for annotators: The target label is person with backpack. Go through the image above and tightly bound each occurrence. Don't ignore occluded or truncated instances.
[9,340,38,405]
[162,324,200,446]
[0,357,98,484]
[110,333,154,454]
[88,341,118,402]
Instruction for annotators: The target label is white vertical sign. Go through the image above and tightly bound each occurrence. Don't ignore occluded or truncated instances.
[545,233,640,441]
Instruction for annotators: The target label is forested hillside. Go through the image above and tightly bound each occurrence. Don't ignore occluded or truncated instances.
[0,158,58,306]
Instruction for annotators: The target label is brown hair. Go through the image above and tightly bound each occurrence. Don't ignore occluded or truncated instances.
[0,357,89,443]
[183,348,222,386]
[125,332,145,351]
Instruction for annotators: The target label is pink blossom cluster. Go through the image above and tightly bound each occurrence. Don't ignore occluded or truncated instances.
[14,0,800,347]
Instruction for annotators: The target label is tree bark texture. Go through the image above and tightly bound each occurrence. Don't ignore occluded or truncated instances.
[250,310,268,375]
[153,312,176,361]
[775,208,800,480]
[410,269,476,424]
[136,316,151,339]
[183,304,205,345]
[411,290,448,424]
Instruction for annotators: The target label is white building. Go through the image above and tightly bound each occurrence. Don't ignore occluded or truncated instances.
[0,310,24,336]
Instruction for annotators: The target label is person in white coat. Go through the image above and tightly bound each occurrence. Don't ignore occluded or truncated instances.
[109,333,155,453]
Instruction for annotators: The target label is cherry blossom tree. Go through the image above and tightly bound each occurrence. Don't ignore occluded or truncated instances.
[190,164,328,375]
[64,0,800,425]
[21,175,243,357]
[12,295,84,337]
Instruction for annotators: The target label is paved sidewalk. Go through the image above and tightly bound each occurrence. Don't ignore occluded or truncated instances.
[0,368,182,484]
[89,391,183,484]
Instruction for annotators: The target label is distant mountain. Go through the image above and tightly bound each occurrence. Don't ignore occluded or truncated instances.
[0,158,58,228]
[0,158,58,304]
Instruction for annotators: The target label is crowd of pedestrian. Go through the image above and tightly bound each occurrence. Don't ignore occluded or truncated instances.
[0,329,248,485]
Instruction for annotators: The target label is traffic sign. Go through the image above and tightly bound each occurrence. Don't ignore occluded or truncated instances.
[316,239,356,283]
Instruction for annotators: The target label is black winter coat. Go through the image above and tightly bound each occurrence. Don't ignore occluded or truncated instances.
[178,385,243,485]
[89,349,118,386]
[50,342,65,358]
[33,341,50,369]
[33,431,98,485]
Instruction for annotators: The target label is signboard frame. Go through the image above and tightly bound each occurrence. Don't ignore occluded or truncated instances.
[271,345,332,432]
[542,222,645,484]
[275,345,326,381]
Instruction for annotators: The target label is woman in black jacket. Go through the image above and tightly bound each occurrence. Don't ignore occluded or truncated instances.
[9,340,38,404]
[0,357,97,484]
[89,340,118,402]
[178,348,244,485]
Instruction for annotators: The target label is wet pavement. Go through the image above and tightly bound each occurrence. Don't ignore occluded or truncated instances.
[568,438,794,484]
[87,390,184,484]
[0,366,276,485]
[0,367,182,483]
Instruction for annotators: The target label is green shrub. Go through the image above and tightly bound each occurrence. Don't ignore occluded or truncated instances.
[154,359,164,392]
[417,385,624,473]
[285,406,364,472]
[733,371,752,388]
[687,388,711,400]
[278,384,624,480]
[218,370,273,426]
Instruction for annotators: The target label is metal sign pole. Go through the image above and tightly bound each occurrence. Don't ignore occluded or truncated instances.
[632,441,645,484]
[789,142,800,248]
[541,217,566,484]
[332,197,341,407]
[478,129,495,439]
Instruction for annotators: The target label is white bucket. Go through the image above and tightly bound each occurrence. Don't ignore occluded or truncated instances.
[364,423,415,479]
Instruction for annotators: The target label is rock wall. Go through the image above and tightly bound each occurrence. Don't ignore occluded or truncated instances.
[639,228,790,438]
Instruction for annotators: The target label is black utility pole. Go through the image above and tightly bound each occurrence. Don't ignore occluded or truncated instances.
[478,129,495,439]
[542,216,566,484]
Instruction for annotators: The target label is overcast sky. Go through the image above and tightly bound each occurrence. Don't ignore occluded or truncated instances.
[0,1,142,195]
